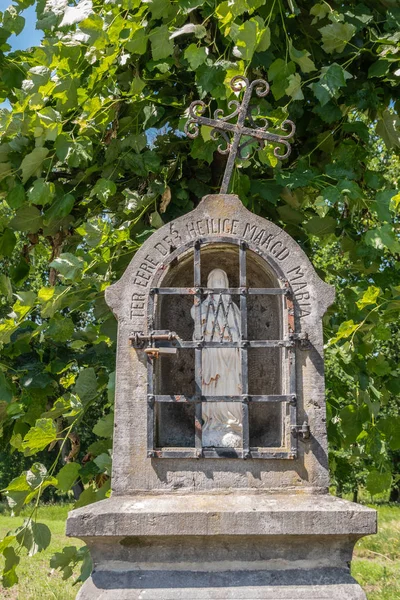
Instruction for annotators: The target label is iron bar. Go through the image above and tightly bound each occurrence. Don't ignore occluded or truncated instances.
[151,394,295,403]
[239,241,249,455]
[289,344,297,456]
[151,287,287,295]
[154,339,295,348]
[146,291,155,456]
[193,241,202,452]
[152,448,295,459]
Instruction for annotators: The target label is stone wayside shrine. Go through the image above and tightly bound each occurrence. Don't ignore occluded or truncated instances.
[67,77,376,599]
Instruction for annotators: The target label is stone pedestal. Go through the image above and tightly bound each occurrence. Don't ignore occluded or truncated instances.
[66,194,376,599]
[67,494,376,599]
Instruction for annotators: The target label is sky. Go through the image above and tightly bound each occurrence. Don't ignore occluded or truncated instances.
[0,4,43,109]
[5,4,43,51]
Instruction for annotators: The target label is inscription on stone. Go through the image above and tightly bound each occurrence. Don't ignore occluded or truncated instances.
[287,266,311,317]
[130,293,146,319]
[129,220,312,319]
[186,218,239,238]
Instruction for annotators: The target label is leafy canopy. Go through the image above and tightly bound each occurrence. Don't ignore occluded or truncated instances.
[0,0,400,587]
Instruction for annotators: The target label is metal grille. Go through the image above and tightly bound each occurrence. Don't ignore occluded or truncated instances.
[145,239,299,459]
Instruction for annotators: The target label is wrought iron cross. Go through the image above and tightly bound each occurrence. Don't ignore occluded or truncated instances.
[184,75,295,194]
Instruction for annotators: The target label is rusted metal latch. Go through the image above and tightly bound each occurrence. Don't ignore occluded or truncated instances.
[291,422,311,440]
[129,330,177,357]
[289,332,311,349]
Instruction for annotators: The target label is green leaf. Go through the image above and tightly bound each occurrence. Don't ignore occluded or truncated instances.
[126,26,147,55]
[78,546,92,582]
[277,205,304,225]
[28,178,55,206]
[26,463,48,489]
[356,286,380,309]
[6,184,26,209]
[215,0,248,28]
[150,210,164,229]
[190,136,217,164]
[50,545,80,580]
[3,7,25,35]
[56,463,81,492]
[130,76,145,96]
[122,134,147,153]
[0,228,17,257]
[55,134,71,162]
[170,23,206,39]
[268,59,296,100]
[49,253,84,280]
[289,44,316,73]
[366,470,392,496]
[45,316,75,342]
[0,372,12,403]
[232,19,258,61]
[21,419,58,456]
[0,535,16,555]
[151,25,174,60]
[0,274,12,302]
[368,60,390,78]
[367,355,391,377]
[365,224,400,252]
[9,206,42,233]
[91,179,117,203]
[73,484,98,509]
[256,25,270,52]
[59,0,93,26]
[342,122,370,143]
[330,319,359,344]
[44,194,75,223]
[75,368,98,405]
[319,21,356,54]
[93,412,114,438]
[20,148,49,183]
[340,404,369,443]
[16,520,51,556]
[2,546,20,588]
[122,188,154,214]
[31,522,51,553]
[310,63,352,106]
[376,110,400,150]
[184,44,207,70]
[93,452,112,474]
[10,259,30,287]
[314,102,342,124]
[285,73,304,100]
[304,216,336,236]
[378,417,400,451]
[196,64,225,98]
[310,3,330,22]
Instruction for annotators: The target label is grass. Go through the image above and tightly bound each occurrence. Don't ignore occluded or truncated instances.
[0,504,83,600]
[0,502,398,599]
[352,504,400,600]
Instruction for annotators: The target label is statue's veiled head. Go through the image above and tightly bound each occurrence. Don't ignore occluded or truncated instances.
[207,268,229,288]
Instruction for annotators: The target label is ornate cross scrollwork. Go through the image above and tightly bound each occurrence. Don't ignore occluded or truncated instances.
[184,75,296,194]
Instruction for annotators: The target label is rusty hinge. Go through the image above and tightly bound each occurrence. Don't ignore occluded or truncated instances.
[289,332,311,349]
[129,330,178,357]
[291,421,311,440]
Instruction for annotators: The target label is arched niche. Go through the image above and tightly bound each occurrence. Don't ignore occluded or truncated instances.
[150,240,290,453]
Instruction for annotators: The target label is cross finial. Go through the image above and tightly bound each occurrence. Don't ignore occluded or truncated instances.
[184,75,296,194]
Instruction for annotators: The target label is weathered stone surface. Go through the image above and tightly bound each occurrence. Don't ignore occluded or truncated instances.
[66,193,376,599]
[103,194,335,495]
[67,494,376,538]
[77,570,367,599]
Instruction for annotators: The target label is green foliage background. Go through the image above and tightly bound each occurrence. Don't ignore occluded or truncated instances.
[0,0,399,587]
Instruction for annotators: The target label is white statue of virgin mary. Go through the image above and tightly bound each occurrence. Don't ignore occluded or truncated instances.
[191,268,243,448]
